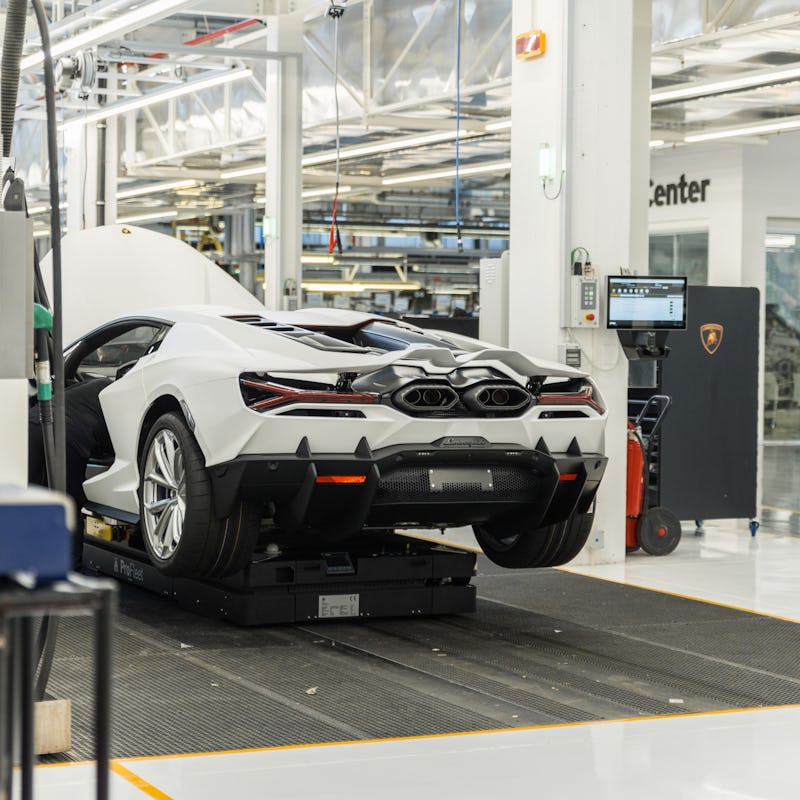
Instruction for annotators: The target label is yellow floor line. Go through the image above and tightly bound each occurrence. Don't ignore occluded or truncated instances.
[115,703,800,765]
[556,566,800,624]
[110,761,174,799]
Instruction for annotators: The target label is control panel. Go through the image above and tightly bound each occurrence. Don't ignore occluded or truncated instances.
[569,275,600,328]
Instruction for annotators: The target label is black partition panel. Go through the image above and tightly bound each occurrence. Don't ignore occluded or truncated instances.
[658,286,759,520]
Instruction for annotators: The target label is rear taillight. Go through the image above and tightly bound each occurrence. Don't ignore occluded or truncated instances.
[537,381,605,415]
[240,374,380,412]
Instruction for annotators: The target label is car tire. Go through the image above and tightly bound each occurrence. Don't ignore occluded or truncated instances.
[543,511,595,567]
[472,519,563,569]
[139,412,260,577]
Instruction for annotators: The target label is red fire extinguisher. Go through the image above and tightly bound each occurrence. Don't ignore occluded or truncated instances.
[626,395,682,556]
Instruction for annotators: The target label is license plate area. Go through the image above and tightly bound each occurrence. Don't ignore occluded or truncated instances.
[428,467,493,493]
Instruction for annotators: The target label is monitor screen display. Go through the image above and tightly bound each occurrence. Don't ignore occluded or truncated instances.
[606,276,687,330]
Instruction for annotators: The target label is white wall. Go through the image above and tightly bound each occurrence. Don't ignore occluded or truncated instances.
[649,144,744,285]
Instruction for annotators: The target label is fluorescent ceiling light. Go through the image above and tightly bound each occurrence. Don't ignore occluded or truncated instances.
[117,179,197,199]
[765,234,797,248]
[301,255,335,264]
[313,224,507,238]
[61,68,252,129]
[116,210,179,224]
[382,160,512,186]
[684,116,800,143]
[21,0,197,73]
[221,163,266,180]
[302,281,422,293]
[652,65,800,104]
[28,202,69,215]
[302,185,353,199]
[485,119,512,131]
[302,130,472,168]
[649,139,666,148]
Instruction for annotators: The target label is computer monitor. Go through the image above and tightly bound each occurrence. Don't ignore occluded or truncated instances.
[606,276,687,330]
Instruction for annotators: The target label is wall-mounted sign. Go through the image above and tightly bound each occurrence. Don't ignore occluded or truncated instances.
[650,175,711,207]
[515,29,546,60]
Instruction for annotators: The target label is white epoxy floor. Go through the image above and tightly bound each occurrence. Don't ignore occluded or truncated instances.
[27,522,800,800]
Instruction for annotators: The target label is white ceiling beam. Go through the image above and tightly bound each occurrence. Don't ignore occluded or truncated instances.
[653,10,800,55]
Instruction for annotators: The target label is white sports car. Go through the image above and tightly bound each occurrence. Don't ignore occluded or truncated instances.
[50,226,608,578]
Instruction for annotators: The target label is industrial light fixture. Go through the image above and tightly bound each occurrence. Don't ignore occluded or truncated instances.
[684,115,800,143]
[651,65,800,104]
[221,163,265,180]
[382,160,512,186]
[61,68,253,129]
[485,119,512,131]
[649,139,666,148]
[21,0,198,73]
[538,143,555,181]
[765,234,797,249]
[28,202,69,215]
[117,179,197,199]
[302,130,472,167]
[301,255,335,264]
[305,223,508,238]
[302,185,353,199]
[302,281,422,293]
[116,210,179,224]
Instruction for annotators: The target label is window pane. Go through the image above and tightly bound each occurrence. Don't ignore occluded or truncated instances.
[78,326,160,379]
[648,231,708,285]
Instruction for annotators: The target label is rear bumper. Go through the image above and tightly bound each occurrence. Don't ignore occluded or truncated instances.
[208,437,607,538]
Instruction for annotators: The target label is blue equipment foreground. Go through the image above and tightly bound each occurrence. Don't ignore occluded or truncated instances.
[0,485,73,582]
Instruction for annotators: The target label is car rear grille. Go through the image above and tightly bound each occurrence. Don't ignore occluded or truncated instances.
[376,466,538,501]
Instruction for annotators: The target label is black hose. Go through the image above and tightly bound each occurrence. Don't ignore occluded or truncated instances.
[28,0,68,711]
[1,0,27,158]
[30,0,66,496]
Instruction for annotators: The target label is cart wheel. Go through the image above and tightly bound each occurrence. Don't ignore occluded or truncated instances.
[638,507,681,556]
[750,519,760,537]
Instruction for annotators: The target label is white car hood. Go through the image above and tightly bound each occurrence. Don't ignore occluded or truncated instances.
[41,225,264,344]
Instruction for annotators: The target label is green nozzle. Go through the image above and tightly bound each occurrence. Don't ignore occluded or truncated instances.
[34,303,53,331]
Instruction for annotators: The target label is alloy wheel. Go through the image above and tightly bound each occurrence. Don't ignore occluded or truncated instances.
[141,428,187,560]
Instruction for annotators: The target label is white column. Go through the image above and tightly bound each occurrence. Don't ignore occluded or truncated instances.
[65,123,98,233]
[263,12,303,310]
[509,0,652,564]
[0,212,33,485]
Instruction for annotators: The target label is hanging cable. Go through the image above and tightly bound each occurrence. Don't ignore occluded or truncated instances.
[29,0,69,710]
[454,0,463,252]
[30,0,66,496]
[327,1,345,254]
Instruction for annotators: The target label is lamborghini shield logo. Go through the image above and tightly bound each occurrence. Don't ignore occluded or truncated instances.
[700,323,724,355]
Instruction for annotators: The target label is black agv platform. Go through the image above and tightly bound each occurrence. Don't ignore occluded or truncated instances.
[83,533,476,625]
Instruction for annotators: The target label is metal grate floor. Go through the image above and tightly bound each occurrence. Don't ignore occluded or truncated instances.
[44,559,800,760]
